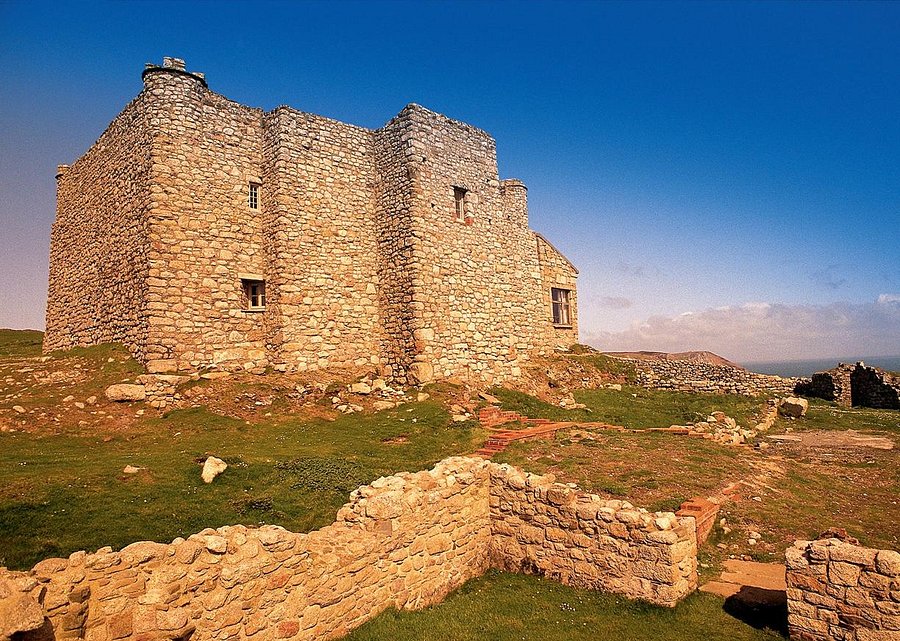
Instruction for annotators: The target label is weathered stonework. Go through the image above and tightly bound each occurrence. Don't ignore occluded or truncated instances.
[786,538,900,641]
[796,363,900,410]
[617,357,798,397]
[0,457,698,641]
[45,57,579,385]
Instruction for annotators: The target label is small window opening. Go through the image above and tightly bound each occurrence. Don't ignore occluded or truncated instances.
[242,279,266,310]
[453,186,467,221]
[249,183,260,210]
[551,288,572,326]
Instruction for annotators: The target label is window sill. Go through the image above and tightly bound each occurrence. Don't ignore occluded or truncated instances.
[242,308,266,313]
[553,324,573,329]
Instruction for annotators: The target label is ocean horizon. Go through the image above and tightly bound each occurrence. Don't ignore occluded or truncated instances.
[742,356,900,378]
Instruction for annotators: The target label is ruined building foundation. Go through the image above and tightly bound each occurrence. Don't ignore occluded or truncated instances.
[0,457,698,641]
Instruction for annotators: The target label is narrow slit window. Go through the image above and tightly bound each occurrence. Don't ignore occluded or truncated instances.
[248,183,260,210]
[453,186,467,221]
[551,288,572,326]
[242,279,266,310]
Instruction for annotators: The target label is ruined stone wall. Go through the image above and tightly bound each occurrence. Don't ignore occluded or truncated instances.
[260,107,382,374]
[620,358,798,397]
[44,94,154,359]
[850,365,900,409]
[0,457,700,641]
[535,232,579,347]
[795,363,899,409]
[0,457,493,641]
[139,65,269,374]
[489,463,697,607]
[403,106,554,385]
[785,538,900,641]
[796,365,854,407]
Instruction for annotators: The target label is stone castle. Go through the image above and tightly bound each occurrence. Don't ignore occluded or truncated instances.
[45,57,579,385]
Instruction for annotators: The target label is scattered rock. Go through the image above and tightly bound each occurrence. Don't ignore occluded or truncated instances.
[63,395,75,402]
[105,383,146,402]
[201,457,227,483]
[123,465,143,474]
[75,402,85,409]
[479,391,501,404]
[12,405,26,414]
[417,392,430,402]
[452,414,469,423]
[85,395,97,405]
[606,384,622,391]
[372,400,396,411]
[350,382,372,395]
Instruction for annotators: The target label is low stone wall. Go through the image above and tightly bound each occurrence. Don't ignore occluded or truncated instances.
[489,463,697,607]
[785,538,900,641]
[0,457,700,640]
[618,357,798,397]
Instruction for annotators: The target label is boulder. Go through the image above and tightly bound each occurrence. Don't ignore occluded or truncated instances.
[0,576,45,638]
[105,383,146,402]
[201,457,227,483]
[778,396,809,418]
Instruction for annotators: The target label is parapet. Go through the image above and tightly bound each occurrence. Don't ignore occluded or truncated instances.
[141,56,207,88]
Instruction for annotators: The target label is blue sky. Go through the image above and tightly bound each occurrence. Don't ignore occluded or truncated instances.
[1,0,898,362]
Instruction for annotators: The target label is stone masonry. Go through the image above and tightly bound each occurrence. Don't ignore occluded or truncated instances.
[0,457,698,641]
[786,538,900,641]
[615,356,798,397]
[45,57,579,386]
[795,363,900,410]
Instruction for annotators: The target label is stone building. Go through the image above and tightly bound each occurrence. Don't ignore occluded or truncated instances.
[45,58,579,385]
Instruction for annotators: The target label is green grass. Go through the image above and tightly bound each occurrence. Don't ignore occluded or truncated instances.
[0,329,43,357]
[346,570,783,641]
[791,399,900,434]
[488,385,766,429]
[0,402,482,570]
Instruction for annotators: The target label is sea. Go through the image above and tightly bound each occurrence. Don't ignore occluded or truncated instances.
[741,356,900,378]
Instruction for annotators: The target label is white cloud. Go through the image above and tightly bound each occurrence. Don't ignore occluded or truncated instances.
[584,297,900,363]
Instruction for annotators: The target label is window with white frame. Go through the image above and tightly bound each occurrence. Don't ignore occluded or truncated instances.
[551,288,572,326]
[248,183,260,210]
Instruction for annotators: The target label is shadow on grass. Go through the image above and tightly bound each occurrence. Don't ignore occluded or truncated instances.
[723,586,788,638]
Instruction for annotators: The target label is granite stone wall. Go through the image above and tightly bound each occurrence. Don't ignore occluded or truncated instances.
[0,457,700,641]
[45,58,579,386]
[786,538,900,641]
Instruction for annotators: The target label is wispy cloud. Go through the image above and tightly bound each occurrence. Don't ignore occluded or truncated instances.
[598,296,633,309]
[585,296,900,362]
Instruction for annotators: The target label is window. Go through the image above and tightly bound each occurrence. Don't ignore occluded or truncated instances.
[248,183,260,210]
[551,288,572,326]
[453,186,467,221]
[242,279,266,310]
